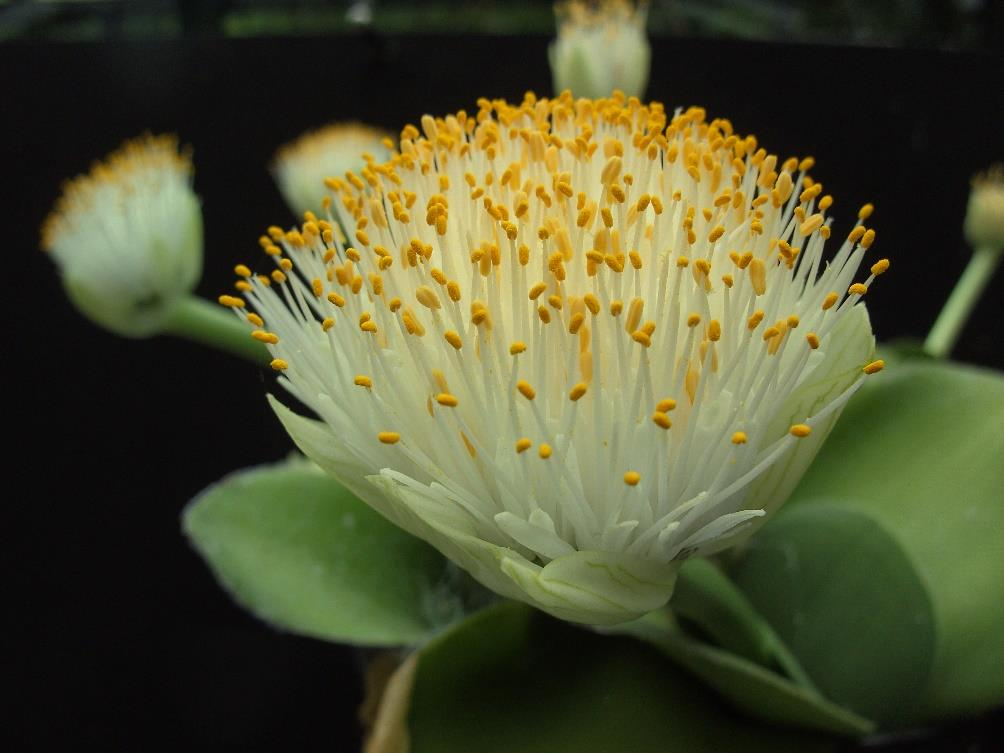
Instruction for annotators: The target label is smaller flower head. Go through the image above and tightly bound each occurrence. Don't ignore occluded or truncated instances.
[964,164,1004,251]
[272,123,393,218]
[549,0,650,100]
[41,134,203,337]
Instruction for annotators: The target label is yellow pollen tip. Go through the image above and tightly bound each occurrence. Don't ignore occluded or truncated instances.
[652,411,672,430]
[822,292,839,310]
[218,295,245,308]
[510,341,527,355]
[569,382,588,401]
[444,330,463,350]
[687,313,701,328]
[806,332,821,349]
[270,358,288,371]
[378,432,401,445]
[863,359,885,375]
[861,229,876,248]
[354,375,373,388]
[849,283,868,296]
[538,443,553,459]
[858,203,875,220]
[789,424,812,438]
[656,398,676,413]
[515,438,532,454]
[251,330,279,345]
[247,313,264,327]
[234,264,252,278]
[517,380,536,400]
[436,392,459,407]
[623,471,641,486]
[871,259,890,276]
[731,431,748,445]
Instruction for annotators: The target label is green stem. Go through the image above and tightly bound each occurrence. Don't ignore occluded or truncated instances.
[163,295,269,364]
[924,247,1001,359]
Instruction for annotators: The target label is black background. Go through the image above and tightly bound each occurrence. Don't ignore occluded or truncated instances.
[4,34,1002,751]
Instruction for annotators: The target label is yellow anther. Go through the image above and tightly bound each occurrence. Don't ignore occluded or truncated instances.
[311,278,324,297]
[687,312,701,328]
[819,195,833,210]
[271,270,287,284]
[568,312,585,335]
[749,258,767,295]
[677,256,690,268]
[247,313,264,327]
[848,226,866,243]
[354,375,373,388]
[858,203,875,220]
[548,294,563,310]
[787,315,800,329]
[278,258,294,272]
[327,292,346,308]
[722,273,734,288]
[861,229,876,249]
[218,295,245,308]
[789,424,812,438]
[584,293,600,315]
[747,310,765,330]
[870,258,890,276]
[799,183,823,203]
[806,332,820,349]
[537,305,551,324]
[538,443,553,459]
[251,330,279,345]
[798,156,815,172]
[631,331,652,347]
[322,317,335,332]
[430,268,447,285]
[510,341,527,355]
[863,359,885,375]
[355,229,370,246]
[708,225,726,243]
[515,438,532,454]
[708,319,722,342]
[610,300,624,317]
[360,320,377,333]
[569,382,588,401]
[447,281,462,302]
[234,264,252,278]
[822,292,839,310]
[762,326,780,342]
[849,283,868,296]
[436,392,459,407]
[517,380,536,400]
[623,471,641,486]
[416,285,441,310]
[270,358,288,371]
[731,431,748,445]
[652,411,672,430]
[444,330,463,350]
[378,432,401,445]
[800,213,824,236]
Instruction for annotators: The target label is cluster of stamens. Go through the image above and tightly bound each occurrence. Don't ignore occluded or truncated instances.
[221,91,886,564]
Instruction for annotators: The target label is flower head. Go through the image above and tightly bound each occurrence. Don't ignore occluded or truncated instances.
[42,134,202,337]
[273,123,393,218]
[549,1,650,100]
[224,93,885,624]
[963,164,1004,251]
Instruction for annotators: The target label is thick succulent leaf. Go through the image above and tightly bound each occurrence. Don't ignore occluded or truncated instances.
[407,601,841,752]
[611,608,874,737]
[183,458,462,646]
[734,359,1004,726]
[731,504,936,726]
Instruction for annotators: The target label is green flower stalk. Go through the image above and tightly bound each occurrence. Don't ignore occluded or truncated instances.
[272,123,393,219]
[42,134,204,339]
[925,165,1004,358]
[221,93,885,625]
[549,1,651,100]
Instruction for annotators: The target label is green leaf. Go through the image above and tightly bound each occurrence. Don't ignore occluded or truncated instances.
[183,458,463,646]
[731,504,936,726]
[408,601,841,753]
[733,360,1004,726]
[612,609,874,737]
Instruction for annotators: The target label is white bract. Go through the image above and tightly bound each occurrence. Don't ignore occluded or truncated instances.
[223,93,886,624]
[42,134,202,338]
[549,0,650,100]
[273,123,392,219]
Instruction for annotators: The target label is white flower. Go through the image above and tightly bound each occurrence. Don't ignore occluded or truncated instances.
[549,0,650,100]
[223,93,886,625]
[963,164,1004,251]
[273,123,392,218]
[42,134,202,337]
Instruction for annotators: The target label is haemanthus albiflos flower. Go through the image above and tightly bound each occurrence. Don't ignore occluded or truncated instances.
[273,123,393,219]
[221,93,887,624]
[549,1,651,100]
[42,134,202,337]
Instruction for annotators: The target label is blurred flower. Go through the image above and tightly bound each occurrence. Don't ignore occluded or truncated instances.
[272,123,392,218]
[41,134,202,338]
[963,164,1004,251]
[549,0,650,99]
[224,93,885,625]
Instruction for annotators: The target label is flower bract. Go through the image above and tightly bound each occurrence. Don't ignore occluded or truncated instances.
[224,92,885,624]
[42,134,203,338]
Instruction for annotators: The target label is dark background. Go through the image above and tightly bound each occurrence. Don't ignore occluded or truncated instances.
[4,33,1002,751]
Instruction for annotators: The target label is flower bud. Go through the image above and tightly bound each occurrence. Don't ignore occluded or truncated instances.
[963,164,1004,251]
